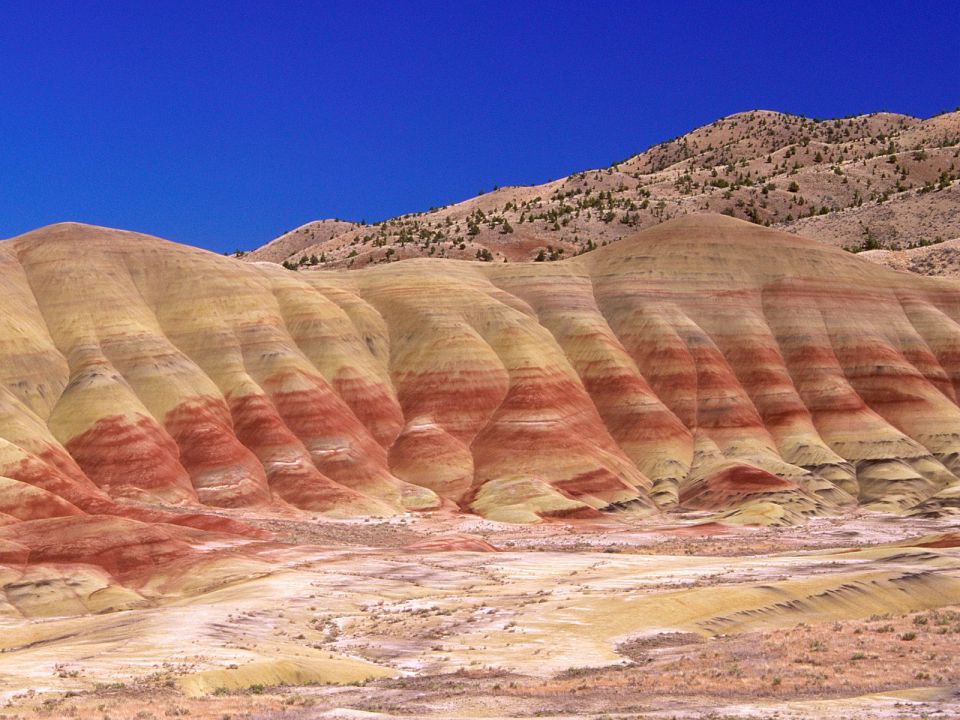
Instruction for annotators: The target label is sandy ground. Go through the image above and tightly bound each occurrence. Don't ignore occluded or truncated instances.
[2,510,960,719]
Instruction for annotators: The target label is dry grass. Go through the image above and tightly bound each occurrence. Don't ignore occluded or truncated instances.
[243,109,960,273]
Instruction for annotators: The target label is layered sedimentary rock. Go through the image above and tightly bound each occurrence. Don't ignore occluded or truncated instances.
[1,213,960,559]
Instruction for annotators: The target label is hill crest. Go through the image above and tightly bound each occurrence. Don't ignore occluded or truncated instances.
[243,108,960,274]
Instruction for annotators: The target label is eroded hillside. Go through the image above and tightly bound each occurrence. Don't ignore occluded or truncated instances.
[1,215,960,552]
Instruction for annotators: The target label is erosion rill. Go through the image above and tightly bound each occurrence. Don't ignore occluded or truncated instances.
[1,214,959,718]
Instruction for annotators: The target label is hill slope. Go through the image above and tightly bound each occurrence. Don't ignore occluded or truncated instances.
[243,219,358,263]
[247,109,960,270]
[2,215,960,530]
[861,235,960,277]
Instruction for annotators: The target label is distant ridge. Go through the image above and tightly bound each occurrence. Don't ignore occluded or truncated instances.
[244,108,960,274]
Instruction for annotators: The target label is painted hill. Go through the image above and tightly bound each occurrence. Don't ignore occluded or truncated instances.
[246,109,960,271]
[1,214,959,540]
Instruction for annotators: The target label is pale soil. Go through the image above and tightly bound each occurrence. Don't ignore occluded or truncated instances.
[2,511,960,719]
[783,181,960,253]
[861,236,960,277]
[243,220,359,263]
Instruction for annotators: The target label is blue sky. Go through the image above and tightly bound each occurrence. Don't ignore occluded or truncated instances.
[1,1,958,253]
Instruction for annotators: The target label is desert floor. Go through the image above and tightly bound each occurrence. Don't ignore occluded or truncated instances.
[2,510,960,719]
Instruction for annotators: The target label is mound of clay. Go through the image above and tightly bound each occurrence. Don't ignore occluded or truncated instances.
[0,214,959,590]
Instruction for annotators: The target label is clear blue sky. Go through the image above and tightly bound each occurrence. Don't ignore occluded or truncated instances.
[2,1,958,253]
